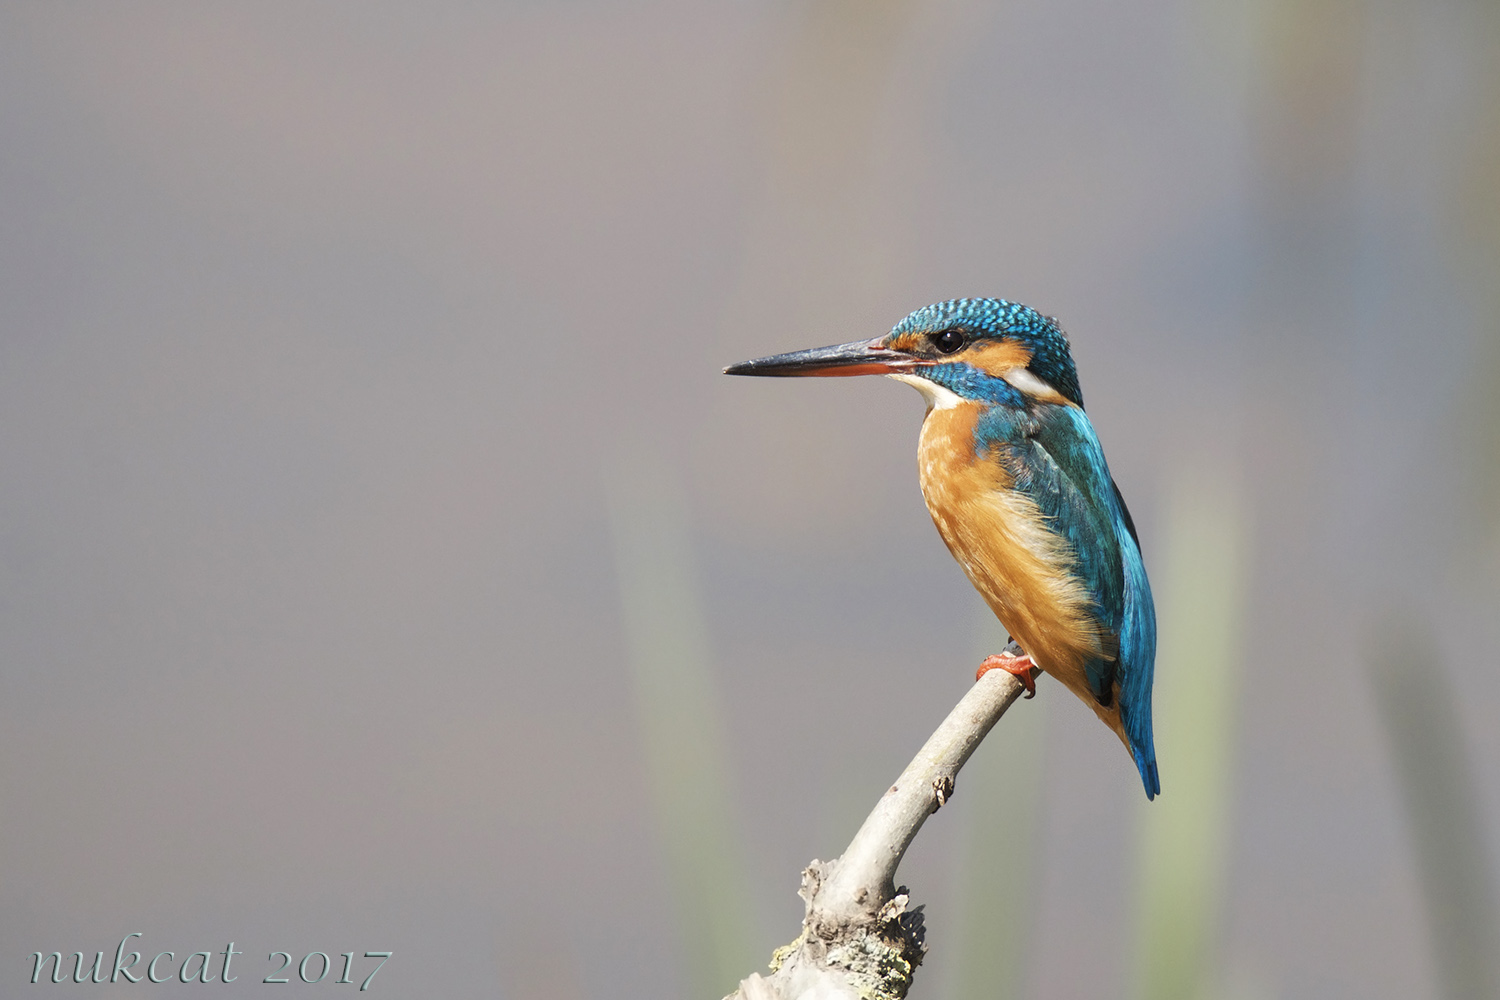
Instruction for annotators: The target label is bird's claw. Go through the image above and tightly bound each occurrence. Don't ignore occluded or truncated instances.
[977,651,1038,698]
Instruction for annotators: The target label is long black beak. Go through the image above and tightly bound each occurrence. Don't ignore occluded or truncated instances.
[723,337,915,378]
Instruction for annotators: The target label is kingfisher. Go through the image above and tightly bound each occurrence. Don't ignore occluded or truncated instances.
[725,298,1159,799]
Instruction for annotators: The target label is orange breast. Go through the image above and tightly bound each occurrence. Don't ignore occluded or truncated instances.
[917,402,1127,742]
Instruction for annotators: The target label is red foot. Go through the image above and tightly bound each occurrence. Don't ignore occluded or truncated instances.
[977,651,1038,698]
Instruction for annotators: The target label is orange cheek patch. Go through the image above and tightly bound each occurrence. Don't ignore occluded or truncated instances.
[959,339,1033,378]
[886,332,926,354]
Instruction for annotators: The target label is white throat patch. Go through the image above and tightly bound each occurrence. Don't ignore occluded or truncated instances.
[886,372,964,411]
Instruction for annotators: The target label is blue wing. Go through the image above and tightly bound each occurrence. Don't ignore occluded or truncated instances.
[981,402,1159,798]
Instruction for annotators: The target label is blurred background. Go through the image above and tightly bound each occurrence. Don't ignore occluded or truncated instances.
[2,2,1498,997]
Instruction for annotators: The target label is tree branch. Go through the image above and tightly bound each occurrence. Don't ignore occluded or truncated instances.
[726,668,1029,1000]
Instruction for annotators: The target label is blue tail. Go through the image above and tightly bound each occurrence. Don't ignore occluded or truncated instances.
[1134,746,1160,800]
[1119,527,1158,801]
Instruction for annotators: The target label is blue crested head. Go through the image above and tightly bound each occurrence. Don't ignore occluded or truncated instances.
[885,298,1084,408]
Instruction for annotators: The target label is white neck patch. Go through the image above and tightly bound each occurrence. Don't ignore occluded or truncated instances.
[1000,366,1058,398]
[886,372,964,411]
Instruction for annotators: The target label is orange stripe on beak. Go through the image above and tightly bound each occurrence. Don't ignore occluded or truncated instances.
[724,337,918,378]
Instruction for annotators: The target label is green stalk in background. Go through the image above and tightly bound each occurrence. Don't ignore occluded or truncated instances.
[1132,465,1249,1000]
[607,454,759,998]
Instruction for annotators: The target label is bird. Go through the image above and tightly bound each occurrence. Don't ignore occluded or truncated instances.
[725,298,1159,799]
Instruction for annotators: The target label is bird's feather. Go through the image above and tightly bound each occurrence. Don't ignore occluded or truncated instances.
[976,401,1159,797]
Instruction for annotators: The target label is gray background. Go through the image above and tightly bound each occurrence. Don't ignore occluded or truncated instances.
[3,2,1499,998]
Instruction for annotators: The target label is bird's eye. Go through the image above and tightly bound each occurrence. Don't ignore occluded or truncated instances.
[932,329,966,354]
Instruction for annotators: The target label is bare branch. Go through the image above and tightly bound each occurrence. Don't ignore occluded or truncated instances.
[727,668,1029,1000]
